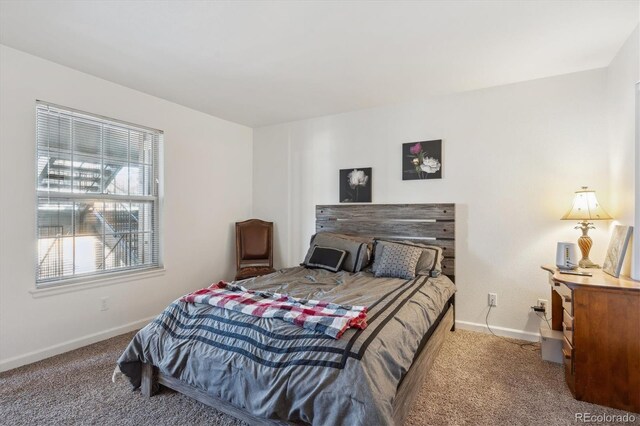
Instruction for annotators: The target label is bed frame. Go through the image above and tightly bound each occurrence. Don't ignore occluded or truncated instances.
[141,203,456,425]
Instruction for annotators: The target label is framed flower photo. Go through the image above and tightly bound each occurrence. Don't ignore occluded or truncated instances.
[402,140,442,180]
[339,168,372,203]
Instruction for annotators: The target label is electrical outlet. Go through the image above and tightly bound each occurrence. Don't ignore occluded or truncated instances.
[537,299,548,313]
[100,297,109,311]
[488,293,497,307]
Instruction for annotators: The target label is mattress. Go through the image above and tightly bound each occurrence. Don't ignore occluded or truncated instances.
[118,267,456,425]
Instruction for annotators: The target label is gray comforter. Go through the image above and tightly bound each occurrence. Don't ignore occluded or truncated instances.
[118,267,456,425]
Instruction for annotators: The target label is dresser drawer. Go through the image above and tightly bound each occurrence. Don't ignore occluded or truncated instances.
[562,336,574,372]
[562,294,573,316]
[552,279,570,296]
[563,310,574,344]
[554,282,573,316]
[563,335,576,395]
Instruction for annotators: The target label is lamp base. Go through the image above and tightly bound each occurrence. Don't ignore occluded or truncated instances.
[579,258,600,269]
[576,223,600,268]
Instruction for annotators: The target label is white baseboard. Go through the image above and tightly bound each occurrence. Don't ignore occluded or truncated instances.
[455,320,540,342]
[0,317,539,372]
[0,316,155,373]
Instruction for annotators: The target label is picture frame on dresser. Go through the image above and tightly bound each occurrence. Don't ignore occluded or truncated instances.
[602,225,633,278]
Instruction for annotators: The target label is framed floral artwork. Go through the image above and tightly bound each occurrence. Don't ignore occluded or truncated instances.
[402,140,442,180]
[339,168,372,203]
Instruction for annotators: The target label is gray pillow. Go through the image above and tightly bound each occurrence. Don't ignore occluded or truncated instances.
[369,243,385,274]
[374,242,422,279]
[371,240,443,276]
[411,242,443,276]
[303,233,369,272]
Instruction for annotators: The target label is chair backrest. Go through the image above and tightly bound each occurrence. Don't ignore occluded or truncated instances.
[235,219,273,269]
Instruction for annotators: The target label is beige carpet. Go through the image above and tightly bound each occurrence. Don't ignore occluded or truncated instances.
[1,329,637,426]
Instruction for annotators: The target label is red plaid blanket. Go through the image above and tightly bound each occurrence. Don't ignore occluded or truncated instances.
[181,281,368,339]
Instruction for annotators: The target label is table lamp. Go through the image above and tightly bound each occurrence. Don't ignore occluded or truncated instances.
[561,186,612,268]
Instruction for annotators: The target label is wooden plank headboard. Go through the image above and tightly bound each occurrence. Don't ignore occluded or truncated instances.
[316,204,455,279]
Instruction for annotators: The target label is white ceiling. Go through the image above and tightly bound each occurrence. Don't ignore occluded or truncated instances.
[0,1,638,127]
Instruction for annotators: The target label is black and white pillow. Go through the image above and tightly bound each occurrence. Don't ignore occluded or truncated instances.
[303,233,369,272]
[304,246,348,272]
[374,242,422,279]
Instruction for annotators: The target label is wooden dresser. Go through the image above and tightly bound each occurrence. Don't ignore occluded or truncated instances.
[541,266,640,413]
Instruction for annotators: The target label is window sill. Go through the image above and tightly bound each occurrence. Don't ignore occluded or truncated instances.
[29,267,166,298]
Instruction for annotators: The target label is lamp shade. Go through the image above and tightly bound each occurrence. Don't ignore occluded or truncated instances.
[561,187,612,221]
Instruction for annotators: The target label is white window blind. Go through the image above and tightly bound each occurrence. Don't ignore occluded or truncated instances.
[36,101,162,286]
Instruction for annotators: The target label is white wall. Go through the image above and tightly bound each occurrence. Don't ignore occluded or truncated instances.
[606,27,639,279]
[253,69,611,339]
[637,79,640,280]
[1,29,636,369]
[0,45,253,371]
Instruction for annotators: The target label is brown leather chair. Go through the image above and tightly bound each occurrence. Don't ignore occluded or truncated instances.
[235,219,275,281]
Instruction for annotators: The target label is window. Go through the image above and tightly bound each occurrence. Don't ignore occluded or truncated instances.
[36,101,162,287]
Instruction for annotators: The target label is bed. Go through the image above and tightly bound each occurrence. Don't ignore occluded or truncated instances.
[117,203,456,425]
